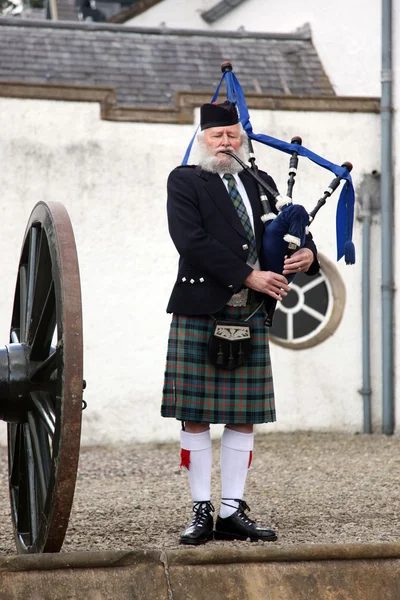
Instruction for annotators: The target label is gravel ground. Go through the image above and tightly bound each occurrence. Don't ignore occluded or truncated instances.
[1,432,400,555]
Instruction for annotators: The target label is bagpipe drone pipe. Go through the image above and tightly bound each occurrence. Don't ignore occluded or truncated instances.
[182,62,355,327]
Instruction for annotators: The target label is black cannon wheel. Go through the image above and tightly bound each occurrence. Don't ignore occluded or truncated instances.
[7,201,83,553]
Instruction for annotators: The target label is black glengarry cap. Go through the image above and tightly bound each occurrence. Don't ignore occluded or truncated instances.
[200,100,239,131]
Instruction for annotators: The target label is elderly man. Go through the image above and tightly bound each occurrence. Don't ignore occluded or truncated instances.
[161,100,319,545]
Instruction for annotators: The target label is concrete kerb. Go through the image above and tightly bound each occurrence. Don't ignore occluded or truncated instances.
[0,549,161,572]
[165,542,400,564]
[2,544,400,599]
[2,543,400,571]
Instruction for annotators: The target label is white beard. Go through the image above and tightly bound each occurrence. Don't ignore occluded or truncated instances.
[197,137,250,175]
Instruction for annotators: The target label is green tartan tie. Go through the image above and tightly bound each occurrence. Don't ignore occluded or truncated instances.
[223,173,258,264]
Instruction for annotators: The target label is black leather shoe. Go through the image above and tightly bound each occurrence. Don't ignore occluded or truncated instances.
[214,499,277,542]
[179,501,215,545]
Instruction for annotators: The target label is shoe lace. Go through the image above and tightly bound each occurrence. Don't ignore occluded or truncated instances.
[221,498,256,527]
[191,501,215,528]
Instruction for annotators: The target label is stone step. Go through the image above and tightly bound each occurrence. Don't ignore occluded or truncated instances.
[2,543,400,599]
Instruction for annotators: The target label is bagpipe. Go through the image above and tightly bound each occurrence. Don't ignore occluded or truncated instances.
[221,145,352,325]
[182,62,355,326]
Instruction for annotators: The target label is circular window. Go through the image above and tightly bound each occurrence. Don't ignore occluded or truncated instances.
[269,253,346,350]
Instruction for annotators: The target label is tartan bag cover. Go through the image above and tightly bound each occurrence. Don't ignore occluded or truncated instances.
[161,304,275,424]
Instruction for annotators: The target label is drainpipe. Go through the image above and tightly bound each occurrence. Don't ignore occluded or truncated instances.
[381,0,394,434]
[358,172,380,433]
[360,190,372,433]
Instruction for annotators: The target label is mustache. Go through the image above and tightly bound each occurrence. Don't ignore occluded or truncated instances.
[213,146,235,155]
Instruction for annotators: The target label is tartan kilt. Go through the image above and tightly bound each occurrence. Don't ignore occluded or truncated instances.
[161,303,275,424]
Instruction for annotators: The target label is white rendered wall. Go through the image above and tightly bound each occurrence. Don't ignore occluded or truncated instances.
[0,97,380,444]
[127,0,381,97]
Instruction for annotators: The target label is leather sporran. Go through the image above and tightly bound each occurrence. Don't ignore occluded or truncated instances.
[208,320,252,370]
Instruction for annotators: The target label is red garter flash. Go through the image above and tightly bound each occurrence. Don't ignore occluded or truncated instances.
[180,448,191,470]
[248,451,253,469]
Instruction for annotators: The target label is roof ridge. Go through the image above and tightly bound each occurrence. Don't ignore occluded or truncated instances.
[0,17,312,40]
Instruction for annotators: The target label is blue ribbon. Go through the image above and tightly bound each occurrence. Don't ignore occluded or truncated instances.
[182,70,356,264]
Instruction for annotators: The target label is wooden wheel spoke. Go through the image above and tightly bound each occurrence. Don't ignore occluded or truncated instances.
[31,347,60,383]
[38,418,52,486]
[23,423,38,544]
[27,411,49,510]
[19,265,28,343]
[30,283,56,361]
[31,391,56,439]
[28,229,53,346]
[25,226,39,345]
[9,423,22,487]
[9,425,30,541]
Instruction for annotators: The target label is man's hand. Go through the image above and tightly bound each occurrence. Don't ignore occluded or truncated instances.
[282,248,314,276]
[244,270,290,301]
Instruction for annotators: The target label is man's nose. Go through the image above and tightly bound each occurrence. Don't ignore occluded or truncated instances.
[221,133,230,145]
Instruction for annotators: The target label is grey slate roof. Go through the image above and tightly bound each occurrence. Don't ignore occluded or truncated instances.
[0,19,335,108]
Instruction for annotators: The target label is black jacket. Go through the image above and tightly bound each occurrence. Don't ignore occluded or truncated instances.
[166,165,319,315]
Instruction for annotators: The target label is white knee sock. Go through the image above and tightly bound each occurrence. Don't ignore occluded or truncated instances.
[180,429,212,502]
[219,427,254,518]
